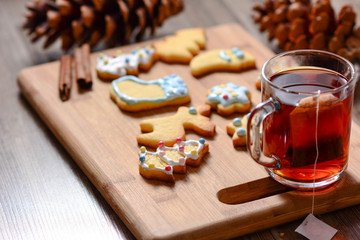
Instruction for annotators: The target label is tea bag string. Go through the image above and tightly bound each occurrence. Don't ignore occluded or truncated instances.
[312,90,321,214]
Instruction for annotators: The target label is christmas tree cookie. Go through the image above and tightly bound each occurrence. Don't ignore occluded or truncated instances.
[154,28,206,64]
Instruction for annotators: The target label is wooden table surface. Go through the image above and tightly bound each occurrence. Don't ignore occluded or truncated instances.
[2,0,360,239]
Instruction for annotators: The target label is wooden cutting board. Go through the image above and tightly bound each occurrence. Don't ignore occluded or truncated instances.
[17,23,360,239]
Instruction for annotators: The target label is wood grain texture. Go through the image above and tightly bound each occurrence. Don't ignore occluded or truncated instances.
[17,23,360,239]
[2,0,360,240]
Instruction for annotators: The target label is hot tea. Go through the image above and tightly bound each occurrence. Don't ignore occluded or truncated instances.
[262,67,353,184]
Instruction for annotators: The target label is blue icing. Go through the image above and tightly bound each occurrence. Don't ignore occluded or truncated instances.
[232,47,244,59]
[112,74,189,105]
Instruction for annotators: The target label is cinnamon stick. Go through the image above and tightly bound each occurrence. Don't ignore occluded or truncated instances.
[74,43,92,89]
[59,54,72,101]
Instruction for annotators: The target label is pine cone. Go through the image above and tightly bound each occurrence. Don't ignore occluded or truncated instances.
[23,0,184,50]
[253,0,360,62]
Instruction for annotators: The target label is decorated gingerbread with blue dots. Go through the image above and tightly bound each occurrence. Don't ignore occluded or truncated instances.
[138,137,209,183]
[226,114,249,147]
[96,46,158,81]
[206,82,251,116]
[137,105,215,148]
[189,47,256,77]
[110,74,191,112]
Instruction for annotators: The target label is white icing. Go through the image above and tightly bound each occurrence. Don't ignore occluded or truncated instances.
[112,74,189,105]
[139,151,173,175]
[96,47,156,77]
[139,139,205,174]
[174,139,204,160]
[219,50,231,62]
[218,47,245,62]
[207,82,250,107]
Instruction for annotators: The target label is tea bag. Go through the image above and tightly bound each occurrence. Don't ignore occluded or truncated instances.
[289,93,344,167]
[295,92,338,240]
[295,214,338,240]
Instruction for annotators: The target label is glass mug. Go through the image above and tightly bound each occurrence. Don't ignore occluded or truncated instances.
[247,50,356,190]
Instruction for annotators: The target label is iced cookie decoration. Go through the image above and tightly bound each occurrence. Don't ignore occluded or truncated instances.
[153,28,206,64]
[138,138,209,182]
[96,46,158,80]
[110,74,190,112]
[190,47,256,77]
[255,74,261,90]
[226,114,249,147]
[137,105,215,148]
[206,83,251,116]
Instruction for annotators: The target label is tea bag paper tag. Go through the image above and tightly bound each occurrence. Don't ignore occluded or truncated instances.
[295,214,337,240]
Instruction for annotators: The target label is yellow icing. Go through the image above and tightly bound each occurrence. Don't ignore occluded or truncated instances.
[116,80,165,99]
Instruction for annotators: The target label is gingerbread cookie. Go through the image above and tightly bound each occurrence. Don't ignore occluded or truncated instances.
[190,47,256,77]
[110,74,190,112]
[153,28,206,64]
[206,83,251,116]
[137,105,215,148]
[139,138,209,182]
[96,46,158,80]
[226,114,249,147]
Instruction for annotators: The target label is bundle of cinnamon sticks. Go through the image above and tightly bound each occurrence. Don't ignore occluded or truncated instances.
[59,43,92,101]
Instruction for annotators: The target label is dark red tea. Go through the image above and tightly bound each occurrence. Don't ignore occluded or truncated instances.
[262,67,353,184]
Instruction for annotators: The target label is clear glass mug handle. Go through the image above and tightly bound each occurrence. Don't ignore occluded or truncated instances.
[246,97,282,169]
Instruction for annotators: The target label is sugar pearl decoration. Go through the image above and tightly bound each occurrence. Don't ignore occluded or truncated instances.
[158,141,165,148]
[233,118,242,126]
[189,107,197,114]
[236,128,246,137]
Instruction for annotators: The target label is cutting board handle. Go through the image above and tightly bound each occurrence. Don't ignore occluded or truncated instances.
[217,177,292,205]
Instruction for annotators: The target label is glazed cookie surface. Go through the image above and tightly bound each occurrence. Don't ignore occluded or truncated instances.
[206,83,251,116]
[137,105,215,148]
[96,46,158,80]
[190,47,256,77]
[110,74,190,112]
[138,138,209,183]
